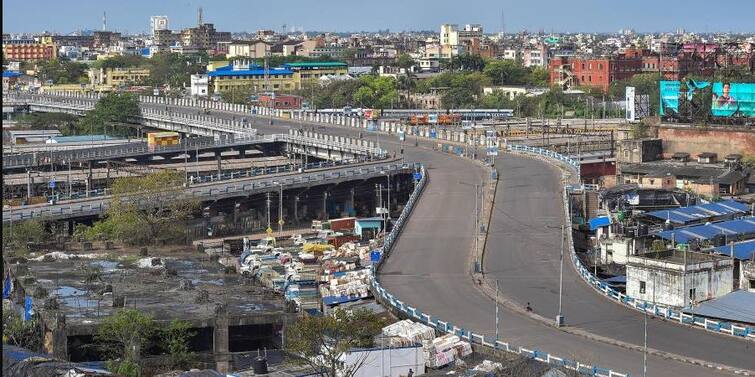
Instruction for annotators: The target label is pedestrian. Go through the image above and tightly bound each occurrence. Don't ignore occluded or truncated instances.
[408,368,414,377]
[526,302,532,312]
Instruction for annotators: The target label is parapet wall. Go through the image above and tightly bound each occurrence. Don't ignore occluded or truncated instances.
[656,124,755,158]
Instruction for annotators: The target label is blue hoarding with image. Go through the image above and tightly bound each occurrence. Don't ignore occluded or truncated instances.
[711,82,755,118]
[659,81,680,116]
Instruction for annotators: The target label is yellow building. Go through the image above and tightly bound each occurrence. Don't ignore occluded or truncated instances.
[89,67,151,87]
[208,60,298,94]
[283,62,348,83]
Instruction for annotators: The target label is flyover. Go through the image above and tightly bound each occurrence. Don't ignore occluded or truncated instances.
[7,92,754,376]
[2,158,412,223]
[171,103,753,376]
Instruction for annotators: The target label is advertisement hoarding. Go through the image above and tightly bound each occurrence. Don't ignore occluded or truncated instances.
[659,81,680,116]
[711,82,755,118]
[625,86,636,121]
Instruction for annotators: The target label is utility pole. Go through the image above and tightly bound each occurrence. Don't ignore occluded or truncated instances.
[266,192,271,230]
[556,224,565,327]
[278,183,283,236]
[495,280,500,341]
[475,183,479,272]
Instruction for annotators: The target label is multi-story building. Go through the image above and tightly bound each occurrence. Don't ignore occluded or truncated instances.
[549,48,646,92]
[89,67,151,87]
[181,23,231,50]
[208,60,297,94]
[150,16,169,35]
[227,40,270,58]
[92,31,121,49]
[283,62,349,83]
[190,74,209,97]
[2,39,56,61]
[522,45,549,68]
[153,29,181,48]
[439,24,483,57]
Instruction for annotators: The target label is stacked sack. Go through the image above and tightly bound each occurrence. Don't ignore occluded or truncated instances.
[381,319,436,347]
[423,334,472,369]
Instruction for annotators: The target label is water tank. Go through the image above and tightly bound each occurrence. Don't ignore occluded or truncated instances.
[252,356,269,375]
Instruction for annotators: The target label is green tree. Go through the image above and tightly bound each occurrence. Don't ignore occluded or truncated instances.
[609,73,661,116]
[443,54,486,72]
[396,53,416,69]
[163,320,196,368]
[36,59,89,85]
[2,218,47,255]
[286,309,387,377]
[96,309,156,377]
[15,112,80,135]
[147,52,207,88]
[87,170,197,245]
[3,310,42,351]
[77,92,140,136]
[483,59,528,85]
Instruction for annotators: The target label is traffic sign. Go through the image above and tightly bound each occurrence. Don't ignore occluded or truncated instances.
[266,227,273,234]
[48,180,56,189]
[278,219,285,226]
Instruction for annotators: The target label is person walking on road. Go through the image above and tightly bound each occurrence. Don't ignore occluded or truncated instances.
[407,368,414,377]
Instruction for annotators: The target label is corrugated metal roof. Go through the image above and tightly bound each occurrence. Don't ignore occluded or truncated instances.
[711,239,755,260]
[683,290,755,324]
[646,199,749,225]
[656,216,755,243]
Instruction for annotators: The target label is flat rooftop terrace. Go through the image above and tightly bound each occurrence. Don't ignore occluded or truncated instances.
[12,243,287,333]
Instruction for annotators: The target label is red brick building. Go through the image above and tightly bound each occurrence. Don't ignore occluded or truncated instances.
[258,94,302,109]
[2,41,55,61]
[549,50,645,92]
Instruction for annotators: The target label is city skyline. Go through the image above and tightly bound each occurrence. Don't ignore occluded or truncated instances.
[3,0,755,35]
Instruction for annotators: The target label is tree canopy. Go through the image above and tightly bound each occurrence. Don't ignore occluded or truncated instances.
[77,92,140,136]
[36,59,89,85]
[83,170,197,245]
[286,309,387,377]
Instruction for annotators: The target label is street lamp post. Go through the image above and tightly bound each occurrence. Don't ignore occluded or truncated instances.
[556,224,565,327]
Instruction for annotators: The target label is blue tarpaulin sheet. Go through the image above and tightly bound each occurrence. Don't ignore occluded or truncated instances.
[588,216,611,231]
[645,200,749,225]
[656,216,755,243]
[711,239,755,260]
[650,200,747,224]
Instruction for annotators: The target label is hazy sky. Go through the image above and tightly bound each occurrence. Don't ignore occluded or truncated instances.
[3,0,755,34]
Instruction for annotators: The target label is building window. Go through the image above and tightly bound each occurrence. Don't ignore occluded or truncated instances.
[639,281,646,294]
[750,280,755,289]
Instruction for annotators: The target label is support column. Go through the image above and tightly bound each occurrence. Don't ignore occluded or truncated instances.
[216,152,222,179]
[213,306,230,373]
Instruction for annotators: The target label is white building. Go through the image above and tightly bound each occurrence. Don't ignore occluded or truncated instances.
[626,250,733,308]
[150,16,169,35]
[440,24,459,47]
[190,74,209,97]
[482,86,548,100]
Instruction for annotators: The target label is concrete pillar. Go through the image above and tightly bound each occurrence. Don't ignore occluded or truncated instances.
[213,306,230,373]
[216,152,222,179]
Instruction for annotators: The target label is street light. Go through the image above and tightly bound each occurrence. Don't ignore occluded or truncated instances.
[380,171,391,237]
[273,181,283,236]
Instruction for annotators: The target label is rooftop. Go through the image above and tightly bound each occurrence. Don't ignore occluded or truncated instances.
[709,239,755,260]
[13,244,286,333]
[283,62,347,69]
[655,216,755,244]
[208,65,293,77]
[682,290,755,325]
[644,199,750,225]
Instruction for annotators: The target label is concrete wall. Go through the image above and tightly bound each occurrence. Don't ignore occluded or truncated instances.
[627,258,733,307]
[599,237,632,265]
[656,124,755,159]
[340,346,425,377]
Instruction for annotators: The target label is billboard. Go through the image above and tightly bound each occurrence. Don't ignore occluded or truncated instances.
[659,81,680,116]
[711,82,755,118]
[625,86,636,121]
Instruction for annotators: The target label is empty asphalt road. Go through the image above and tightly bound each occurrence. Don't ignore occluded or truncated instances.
[133,102,755,375]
